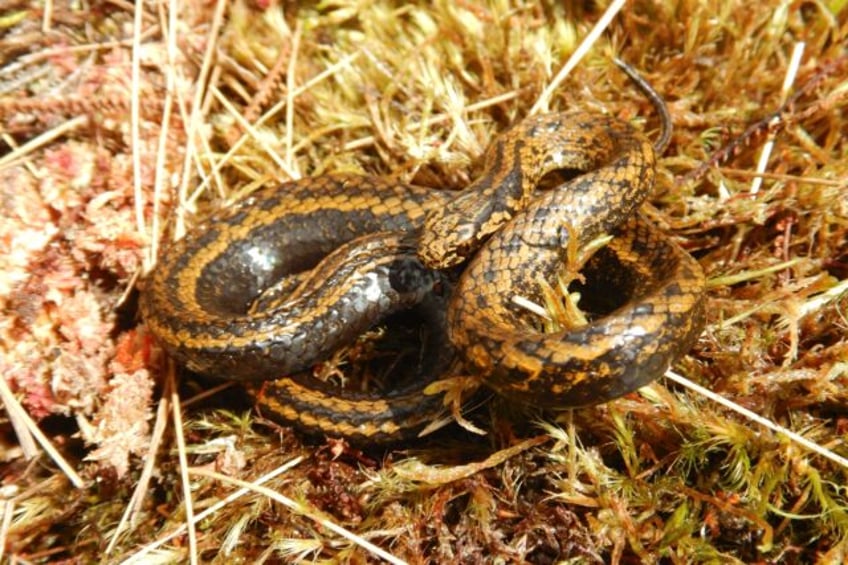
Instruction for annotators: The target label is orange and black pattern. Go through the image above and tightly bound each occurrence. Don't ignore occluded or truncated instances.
[140,107,706,442]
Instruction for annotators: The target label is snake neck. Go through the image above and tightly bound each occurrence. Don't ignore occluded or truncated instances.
[416,111,638,271]
[417,138,530,269]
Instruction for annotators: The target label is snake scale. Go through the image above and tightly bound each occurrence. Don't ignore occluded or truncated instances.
[139,64,706,442]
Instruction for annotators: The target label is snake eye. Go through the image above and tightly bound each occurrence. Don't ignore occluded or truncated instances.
[453,223,476,246]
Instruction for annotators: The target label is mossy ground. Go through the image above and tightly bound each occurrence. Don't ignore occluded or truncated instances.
[2,1,847,563]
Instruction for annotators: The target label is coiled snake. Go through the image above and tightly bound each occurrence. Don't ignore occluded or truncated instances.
[139,64,706,442]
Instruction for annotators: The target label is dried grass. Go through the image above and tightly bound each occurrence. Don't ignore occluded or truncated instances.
[1,0,847,563]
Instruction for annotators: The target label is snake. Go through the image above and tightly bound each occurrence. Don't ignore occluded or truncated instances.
[139,63,706,442]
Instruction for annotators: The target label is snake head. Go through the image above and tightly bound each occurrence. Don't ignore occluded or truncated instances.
[418,186,513,269]
[418,217,478,269]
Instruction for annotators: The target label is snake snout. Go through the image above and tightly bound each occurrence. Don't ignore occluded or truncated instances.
[418,219,477,270]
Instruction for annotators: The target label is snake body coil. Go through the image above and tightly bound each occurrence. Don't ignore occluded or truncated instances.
[425,113,706,407]
[140,177,456,439]
[140,103,706,442]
